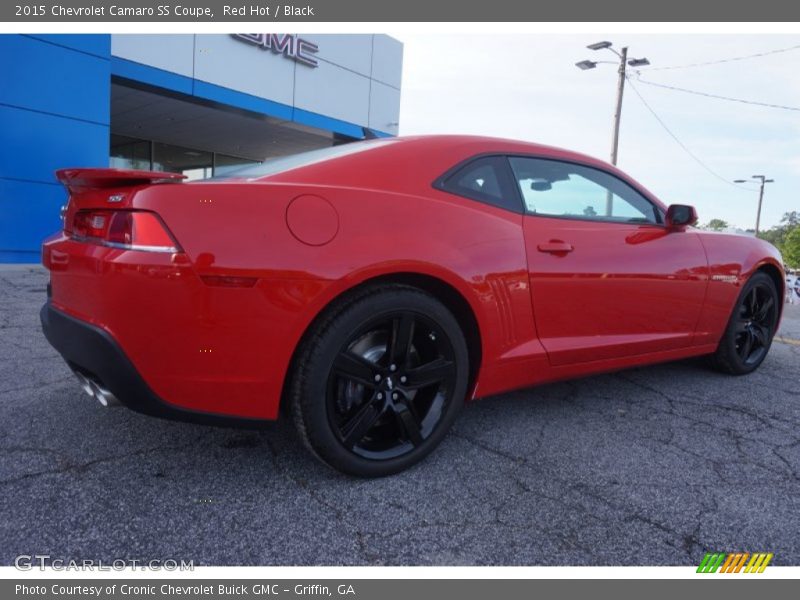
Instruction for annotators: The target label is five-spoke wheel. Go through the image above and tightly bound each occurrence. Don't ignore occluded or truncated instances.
[733,284,776,366]
[713,272,779,375]
[329,312,458,460]
[290,285,469,477]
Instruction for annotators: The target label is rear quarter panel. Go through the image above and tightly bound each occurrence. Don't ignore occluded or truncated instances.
[132,179,538,414]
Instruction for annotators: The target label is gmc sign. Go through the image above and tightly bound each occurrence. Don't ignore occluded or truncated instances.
[232,34,319,68]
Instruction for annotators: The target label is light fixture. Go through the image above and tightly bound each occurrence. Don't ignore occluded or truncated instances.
[587,41,612,50]
[734,179,747,183]
[575,60,597,70]
[627,58,650,67]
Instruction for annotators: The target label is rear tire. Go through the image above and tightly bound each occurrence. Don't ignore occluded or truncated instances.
[290,284,469,477]
[711,272,779,375]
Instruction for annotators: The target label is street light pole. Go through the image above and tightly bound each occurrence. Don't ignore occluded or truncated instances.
[610,46,628,167]
[575,41,649,167]
[734,175,774,235]
[755,180,766,235]
[577,42,648,216]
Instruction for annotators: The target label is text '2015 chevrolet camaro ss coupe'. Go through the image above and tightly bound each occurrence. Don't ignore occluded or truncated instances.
[41,135,784,476]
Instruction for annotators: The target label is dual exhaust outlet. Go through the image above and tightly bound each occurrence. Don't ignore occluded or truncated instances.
[73,370,121,408]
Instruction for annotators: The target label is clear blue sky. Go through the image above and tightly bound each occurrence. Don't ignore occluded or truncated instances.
[395,34,799,231]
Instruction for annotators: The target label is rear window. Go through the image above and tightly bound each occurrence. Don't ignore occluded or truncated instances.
[206,139,395,181]
[435,155,523,213]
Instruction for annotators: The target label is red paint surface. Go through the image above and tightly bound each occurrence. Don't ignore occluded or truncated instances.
[43,136,784,420]
[285,194,340,246]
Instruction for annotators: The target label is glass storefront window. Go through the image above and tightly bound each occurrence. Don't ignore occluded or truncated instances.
[152,142,213,181]
[110,134,151,171]
[214,153,259,177]
[109,136,260,180]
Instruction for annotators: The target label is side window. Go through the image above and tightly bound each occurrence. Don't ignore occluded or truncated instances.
[508,157,660,224]
[437,156,522,213]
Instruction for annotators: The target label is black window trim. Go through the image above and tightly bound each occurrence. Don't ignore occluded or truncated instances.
[432,152,665,225]
[432,153,525,214]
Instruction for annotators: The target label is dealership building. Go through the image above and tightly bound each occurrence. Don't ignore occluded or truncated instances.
[0,34,403,262]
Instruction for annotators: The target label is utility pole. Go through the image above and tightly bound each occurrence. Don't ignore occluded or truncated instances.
[576,41,650,166]
[734,175,774,235]
[755,179,766,235]
[610,46,628,166]
[576,42,648,215]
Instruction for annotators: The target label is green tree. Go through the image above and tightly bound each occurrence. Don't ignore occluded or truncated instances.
[758,227,785,248]
[757,211,800,252]
[704,218,729,231]
[783,226,800,268]
[781,211,799,227]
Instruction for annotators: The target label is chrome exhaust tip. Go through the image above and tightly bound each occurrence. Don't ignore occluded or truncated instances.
[74,371,95,398]
[73,370,120,407]
[87,379,121,408]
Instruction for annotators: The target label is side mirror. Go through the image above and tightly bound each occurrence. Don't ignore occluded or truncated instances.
[665,204,698,229]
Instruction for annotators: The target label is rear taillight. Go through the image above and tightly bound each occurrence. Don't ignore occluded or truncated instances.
[68,210,180,253]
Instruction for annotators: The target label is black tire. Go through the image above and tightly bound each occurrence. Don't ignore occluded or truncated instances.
[712,272,779,375]
[289,284,469,477]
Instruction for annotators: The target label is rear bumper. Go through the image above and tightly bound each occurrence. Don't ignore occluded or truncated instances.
[40,302,271,428]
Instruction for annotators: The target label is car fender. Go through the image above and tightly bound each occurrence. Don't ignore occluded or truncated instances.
[694,231,784,345]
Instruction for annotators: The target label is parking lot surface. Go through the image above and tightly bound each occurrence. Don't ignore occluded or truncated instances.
[1,265,799,566]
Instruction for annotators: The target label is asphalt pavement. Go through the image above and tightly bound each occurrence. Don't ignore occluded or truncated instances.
[1,265,799,566]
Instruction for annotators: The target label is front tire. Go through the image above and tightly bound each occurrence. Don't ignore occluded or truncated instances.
[290,284,469,477]
[712,272,779,375]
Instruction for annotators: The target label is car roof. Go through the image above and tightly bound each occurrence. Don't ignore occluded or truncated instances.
[237,134,665,210]
[390,134,608,166]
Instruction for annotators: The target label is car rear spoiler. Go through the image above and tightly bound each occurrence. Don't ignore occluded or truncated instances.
[55,168,186,194]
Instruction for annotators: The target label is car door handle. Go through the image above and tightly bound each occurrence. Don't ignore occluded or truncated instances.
[537,240,574,253]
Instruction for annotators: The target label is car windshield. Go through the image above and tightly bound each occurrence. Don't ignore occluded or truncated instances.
[205,138,395,181]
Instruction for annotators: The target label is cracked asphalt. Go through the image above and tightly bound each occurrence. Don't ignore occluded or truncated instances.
[1,265,799,566]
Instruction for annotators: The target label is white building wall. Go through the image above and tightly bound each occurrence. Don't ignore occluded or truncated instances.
[110,33,403,135]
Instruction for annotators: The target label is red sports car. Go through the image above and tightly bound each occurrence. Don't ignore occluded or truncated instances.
[41,135,784,476]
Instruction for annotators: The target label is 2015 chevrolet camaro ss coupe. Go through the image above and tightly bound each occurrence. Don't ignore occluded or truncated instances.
[41,135,784,476]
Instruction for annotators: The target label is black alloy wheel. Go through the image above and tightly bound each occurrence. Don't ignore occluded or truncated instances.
[734,284,777,366]
[712,272,779,375]
[290,285,469,477]
[328,311,457,460]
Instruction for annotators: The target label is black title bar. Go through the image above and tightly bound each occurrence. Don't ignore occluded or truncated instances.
[3,0,800,22]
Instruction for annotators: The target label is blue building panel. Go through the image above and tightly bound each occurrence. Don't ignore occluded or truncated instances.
[0,35,110,124]
[0,34,110,262]
[0,105,109,184]
[26,34,111,59]
[0,251,40,263]
[0,178,66,255]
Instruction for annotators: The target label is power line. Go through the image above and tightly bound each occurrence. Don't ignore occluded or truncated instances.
[632,74,800,112]
[624,77,757,191]
[643,43,800,71]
